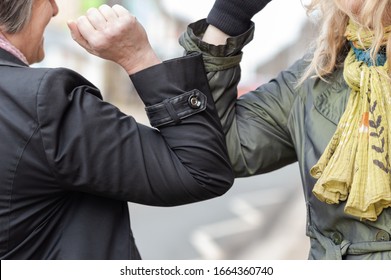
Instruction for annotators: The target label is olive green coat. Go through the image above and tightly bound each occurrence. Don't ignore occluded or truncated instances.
[180,19,391,260]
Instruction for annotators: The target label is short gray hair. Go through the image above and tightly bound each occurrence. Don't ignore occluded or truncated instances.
[0,0,34,33]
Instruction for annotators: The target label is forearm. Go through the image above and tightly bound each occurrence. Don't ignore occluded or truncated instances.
[39,56,234,206]
[130,53,235,203]
[179,19,297,177]
[179,19,253,121]
[178,20,248,173]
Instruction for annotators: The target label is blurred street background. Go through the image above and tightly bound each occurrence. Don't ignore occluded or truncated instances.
[41,0,315,259]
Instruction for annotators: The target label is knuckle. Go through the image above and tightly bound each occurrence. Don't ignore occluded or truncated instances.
[98,4,110,10]
[98,4,111,14]
[86,7,97,15]
[89,36,106,50]
[120,14,136,28]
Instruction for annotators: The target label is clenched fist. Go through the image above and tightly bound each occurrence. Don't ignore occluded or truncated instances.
[67,5,161,74]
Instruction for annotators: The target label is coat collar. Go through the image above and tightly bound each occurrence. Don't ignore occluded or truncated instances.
[312,68,350,125]
[0,48,29,67]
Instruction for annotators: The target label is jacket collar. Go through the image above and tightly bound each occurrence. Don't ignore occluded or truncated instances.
[312,68,350,125]
[0,48,29,67]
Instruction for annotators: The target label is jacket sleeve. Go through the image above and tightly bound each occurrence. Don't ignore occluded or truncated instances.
[179,19,300,177]
[36,53,234,206]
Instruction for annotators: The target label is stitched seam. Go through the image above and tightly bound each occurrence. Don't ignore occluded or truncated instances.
[35,69,61,183]
[7,125,39,254]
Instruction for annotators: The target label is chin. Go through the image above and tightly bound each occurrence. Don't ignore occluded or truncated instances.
[31,42,46,64]
[31,52,45,65]
[37,54,45,63]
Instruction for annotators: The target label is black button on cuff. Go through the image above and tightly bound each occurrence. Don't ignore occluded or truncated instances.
[188,95,202,109]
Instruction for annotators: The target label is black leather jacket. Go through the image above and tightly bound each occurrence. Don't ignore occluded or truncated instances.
[0,48,233,259]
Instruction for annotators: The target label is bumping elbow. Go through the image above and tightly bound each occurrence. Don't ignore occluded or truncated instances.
[195,166,235,199]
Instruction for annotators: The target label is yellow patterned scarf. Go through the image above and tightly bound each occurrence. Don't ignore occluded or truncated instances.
[310,20,391,221]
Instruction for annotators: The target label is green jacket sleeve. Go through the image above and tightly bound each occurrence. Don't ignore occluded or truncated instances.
[179,19,301,177]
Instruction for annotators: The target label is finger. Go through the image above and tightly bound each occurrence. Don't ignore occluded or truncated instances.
[112,4,131,18]
[98,4,119,22]
[111,4,137,32]
[85,7,107,31]
[76,15,99,42]
[67,20,90,49]
[67,20,78,39]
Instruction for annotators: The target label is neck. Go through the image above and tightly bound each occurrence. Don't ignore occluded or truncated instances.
[0,31,28,65]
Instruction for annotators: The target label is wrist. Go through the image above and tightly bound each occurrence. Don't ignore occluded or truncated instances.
[121,49,161,75]
[202,25,230,46]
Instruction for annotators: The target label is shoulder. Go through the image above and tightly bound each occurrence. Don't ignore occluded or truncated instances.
[36,67,97,93]
[277,52,347,105]
[35,66,102,106]
[33,67,104,125]
[1,65,100,99]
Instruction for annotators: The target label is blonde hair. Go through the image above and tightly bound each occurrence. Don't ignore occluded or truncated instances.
[301,0,391,82]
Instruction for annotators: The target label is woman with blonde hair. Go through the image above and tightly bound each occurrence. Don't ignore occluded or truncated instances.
[179,0,391,259]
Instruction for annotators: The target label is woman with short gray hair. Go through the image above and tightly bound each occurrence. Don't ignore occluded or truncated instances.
[0,0,233,259]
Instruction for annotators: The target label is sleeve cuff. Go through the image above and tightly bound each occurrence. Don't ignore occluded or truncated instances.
[182,19,255,57]
[179,19,254,72]
[130,53,209,128]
